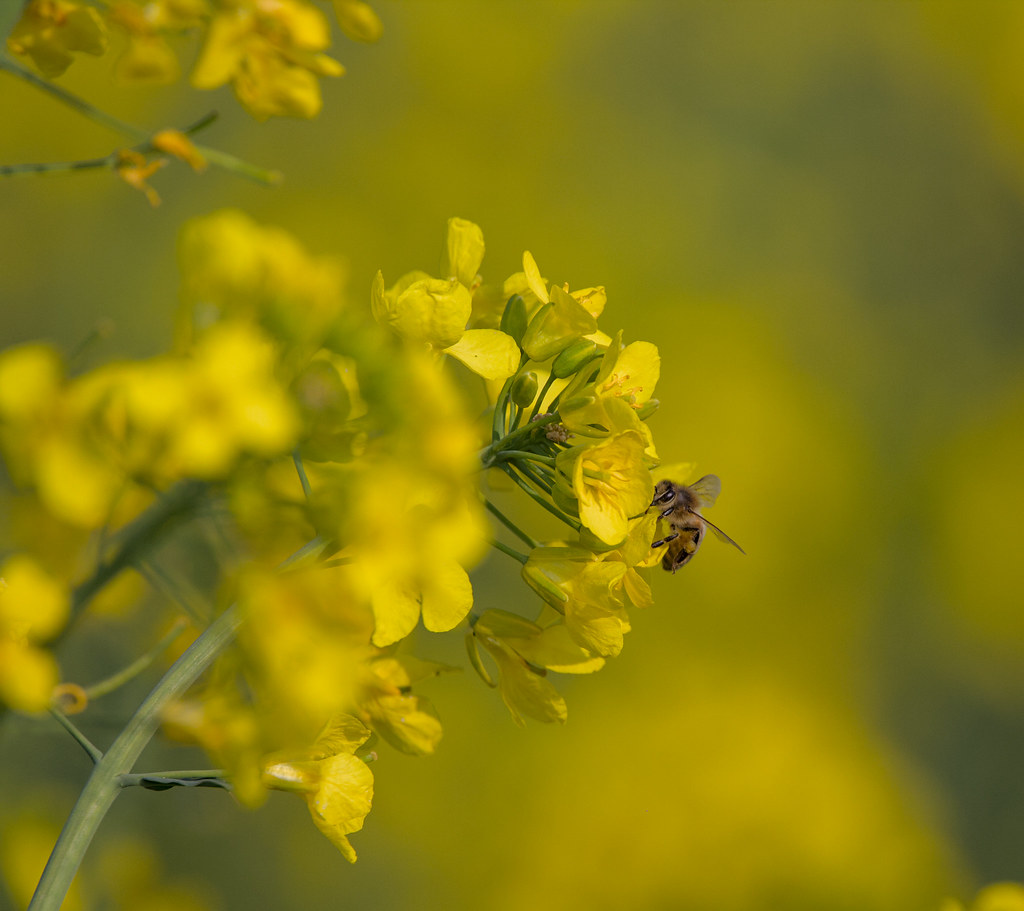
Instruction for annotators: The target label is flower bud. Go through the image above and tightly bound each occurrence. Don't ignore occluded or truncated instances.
[499,295,528,344]
[635,398,660,420]
[510,371,539,408]
[551,338,600,379]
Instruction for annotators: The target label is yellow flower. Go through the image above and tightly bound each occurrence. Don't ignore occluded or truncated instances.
[114,149,168,206]
[470,612,568,727]
[331,0,382,43]
[178,209,345,352]
[191,0,344,120]
[262,714,374,862]
[371,219,520,381]
[152,130,206,171]
[108,0,206,83]
[358,656,449,755]
[7,0,108,78]
[0,555,69,713]
[558,430,654,546]
[236,565,374,743]
[521,547,632,657]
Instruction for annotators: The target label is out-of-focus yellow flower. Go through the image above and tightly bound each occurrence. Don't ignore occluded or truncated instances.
[0,555,69,713]
[331,0,382,43]
[7,0,108,77]
[171,322,299,476]
[162,681,266,807]
[152,130,207,171]
[108,0,207,83]
[262,714,374,862]
[237,565,374,743]
[558,430,653,546]
[943,883,1024,911]
[0,813,85,911]
[191,0,344,120]
[178,209,346,353]
[114,148,168,206]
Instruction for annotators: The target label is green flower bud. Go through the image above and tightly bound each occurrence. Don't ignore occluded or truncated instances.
[558,395,595,415]
[521,286,598,362]
[551,338,600,379]
[499,294,528,344]
[635,397,660,420]
[510,371,539,407]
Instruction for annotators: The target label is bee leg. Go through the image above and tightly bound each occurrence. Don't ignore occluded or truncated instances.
[651,532,679,549]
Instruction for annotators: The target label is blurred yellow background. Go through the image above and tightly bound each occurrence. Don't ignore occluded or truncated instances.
[3,2,1024,909]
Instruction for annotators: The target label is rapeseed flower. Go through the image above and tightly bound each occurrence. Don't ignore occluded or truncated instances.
[262,714,374,862]
[0,555,69,713]
[191,0,344,120]
[7,0,108,77]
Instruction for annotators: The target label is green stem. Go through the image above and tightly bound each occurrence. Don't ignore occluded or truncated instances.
[292,450,312,501]
[482,498,538,549]
[480,412,561,468]
[490,539,528,565]
[83,618,189,702]
[0,57,279,185]
[49,708,103,764]
[500,464,580,531]
[514,459,553,495]
[528,372,558,423]
[0,55,147,139]
[28,605,241,911]
[491,450,554,466]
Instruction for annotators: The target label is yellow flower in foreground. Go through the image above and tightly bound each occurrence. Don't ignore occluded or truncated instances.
[560,430,654,545]
[942,883,1024,911]
[0,555,69,713]
[7,0,108,77]
[262,715,374,862]
[192,0,344,120]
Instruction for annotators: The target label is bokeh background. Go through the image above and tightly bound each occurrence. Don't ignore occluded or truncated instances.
[3,2,1024,909]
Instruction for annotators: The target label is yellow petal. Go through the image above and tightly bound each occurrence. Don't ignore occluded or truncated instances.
[420,558,473,633]
[440,217,484,288]
[444,329,519,380]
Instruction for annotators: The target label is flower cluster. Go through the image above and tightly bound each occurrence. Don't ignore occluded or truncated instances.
[7,0,383,119]
[0,215,669,862]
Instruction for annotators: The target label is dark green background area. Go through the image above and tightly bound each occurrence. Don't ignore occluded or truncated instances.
[3,3,1024,908]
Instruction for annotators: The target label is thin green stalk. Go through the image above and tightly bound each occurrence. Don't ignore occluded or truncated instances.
[0,57,279,185]
[0,55,147,139]
[293,450,313,501]
[28,605,241,911]
[83,618,189,702]
[500,464,580,531]
[514,459,554,495]
[49,709,103,764]
[490,539,528,565]
[528,372,558,423]
[491,450,555,467]
[482,498,538,549]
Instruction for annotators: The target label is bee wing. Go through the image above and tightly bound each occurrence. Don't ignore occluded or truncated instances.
[688,474,722,509]
[701,515,746,555]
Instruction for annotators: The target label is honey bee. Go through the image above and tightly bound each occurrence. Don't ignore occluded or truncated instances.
[650,475,745,573]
